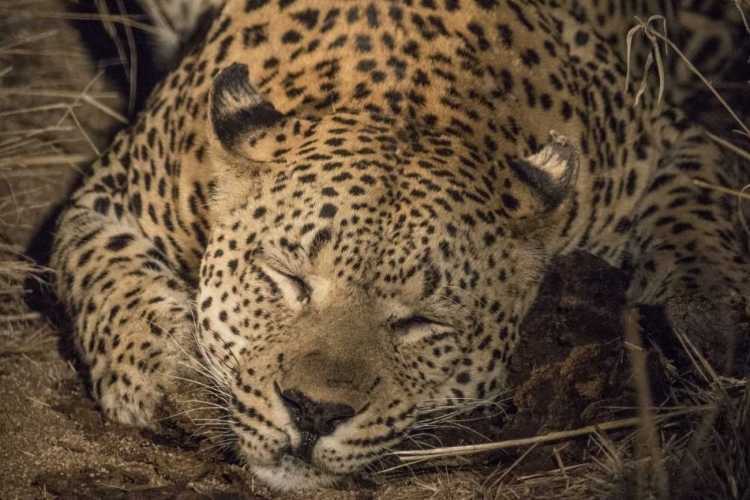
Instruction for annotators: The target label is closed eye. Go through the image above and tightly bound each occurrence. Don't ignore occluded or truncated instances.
[262,263,311,304]
[279,273,311,303]
[389,316,441,332]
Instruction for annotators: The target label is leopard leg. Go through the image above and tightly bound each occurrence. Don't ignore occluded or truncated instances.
[51,180,197,427]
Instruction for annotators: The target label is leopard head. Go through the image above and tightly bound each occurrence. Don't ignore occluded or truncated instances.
[196,63,579,489]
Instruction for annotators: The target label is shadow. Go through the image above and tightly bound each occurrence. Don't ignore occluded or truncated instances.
[67,0,168,113]
[22,200,90,387]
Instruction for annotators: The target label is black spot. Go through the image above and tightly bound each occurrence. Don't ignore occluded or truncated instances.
[347,6,359,23]
[692,210,716,222]
[130,193,142,217]
[264,57,279,69]
[575,30,589,46]
[93,197,111,215]
[501,193,519,211]
[215,35,235,63]
[319,203,337,218]
[208,17,232,44]
[77,249,95,267]
[366,3,379,27]
[672,222,694,234]
[506,0,534,31]
[355,34,372,52]
[317,7,339,29]
[282,30,302,44]
[677,161,701,171]
[105,234,135,251]
[540,93,552,110]
[422,264,441,298]
[245,0,270,11]
[243,24,269,48]
[291,8,319,29]
[474,0,498,9]
[467,22,490,51]
[522,79,536,107]
[614,217,632,233]
[646,174,676,193]
[357,59,377,72]
[560,101,572,120]
[497,24,513,48]
[520,49,539,67]
[625,169,637,196]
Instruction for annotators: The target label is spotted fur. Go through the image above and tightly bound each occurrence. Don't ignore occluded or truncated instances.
[51,0,748,490]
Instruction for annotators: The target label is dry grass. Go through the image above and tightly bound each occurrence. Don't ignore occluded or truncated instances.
[0,242,43,339]
[0,0,129,346]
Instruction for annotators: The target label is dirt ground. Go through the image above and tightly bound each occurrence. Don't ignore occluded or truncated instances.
[5,251,737,500]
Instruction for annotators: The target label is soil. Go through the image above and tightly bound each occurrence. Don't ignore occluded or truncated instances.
[4,251,742,500]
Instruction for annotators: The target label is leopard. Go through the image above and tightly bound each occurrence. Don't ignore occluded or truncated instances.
[49,0,750,490]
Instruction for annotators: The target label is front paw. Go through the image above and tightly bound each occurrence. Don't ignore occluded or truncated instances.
[96,363,170,427]
[88,322,201,428]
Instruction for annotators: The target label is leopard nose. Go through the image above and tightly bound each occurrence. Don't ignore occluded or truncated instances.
[279,387,356,437]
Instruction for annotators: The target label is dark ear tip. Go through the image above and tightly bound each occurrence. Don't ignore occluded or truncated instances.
[224,62,250,78]
[214,63,251,91]
[209,62,288,156]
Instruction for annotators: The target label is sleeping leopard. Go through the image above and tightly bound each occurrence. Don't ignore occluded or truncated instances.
[50,0,749,490]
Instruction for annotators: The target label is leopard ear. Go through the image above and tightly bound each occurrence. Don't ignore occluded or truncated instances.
[208,63,313,166]
[501,132,579,234]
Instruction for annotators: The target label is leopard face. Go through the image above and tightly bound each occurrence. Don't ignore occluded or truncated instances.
[194,63,579,488]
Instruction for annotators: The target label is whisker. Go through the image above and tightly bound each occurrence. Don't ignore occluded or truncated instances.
[177,399,229,410]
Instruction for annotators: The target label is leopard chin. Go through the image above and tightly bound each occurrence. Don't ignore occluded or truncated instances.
[250,456,341,491]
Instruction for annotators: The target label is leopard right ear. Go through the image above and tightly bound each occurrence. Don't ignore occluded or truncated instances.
[208,63,315,167]
[500,131,580,237]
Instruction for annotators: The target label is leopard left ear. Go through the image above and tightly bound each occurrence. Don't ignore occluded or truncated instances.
[502,131,579,234]
[208,63,314,166]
